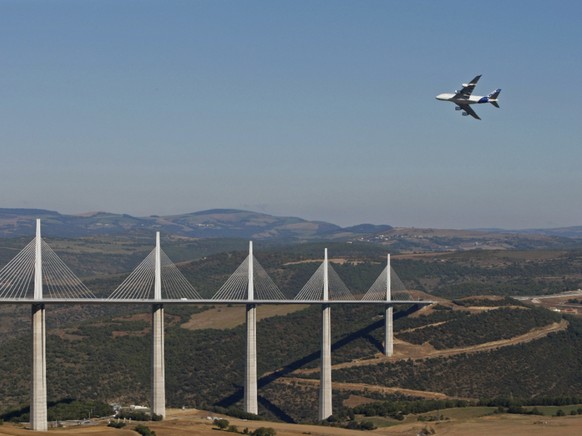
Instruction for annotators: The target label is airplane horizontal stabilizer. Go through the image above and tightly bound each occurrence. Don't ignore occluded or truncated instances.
[490,101,500,109]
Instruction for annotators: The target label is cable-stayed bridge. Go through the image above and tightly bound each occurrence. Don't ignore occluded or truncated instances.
[0,220,432,430]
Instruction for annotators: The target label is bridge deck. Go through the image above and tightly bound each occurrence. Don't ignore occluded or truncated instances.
[0,298,433,305]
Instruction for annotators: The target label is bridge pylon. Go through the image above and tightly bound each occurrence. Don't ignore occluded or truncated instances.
[362,253,399,356]
[31,219,47,431]
[319,248,332,421]
[212,241,285,415]
[293,248,353,420]
[245,241,258,415]
[151,232,166,419]
[385,254,393,357]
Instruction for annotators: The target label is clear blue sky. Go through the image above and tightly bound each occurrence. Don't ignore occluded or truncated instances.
[1,1,581,229]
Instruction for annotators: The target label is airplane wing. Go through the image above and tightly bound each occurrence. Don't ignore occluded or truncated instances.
[457,75,482,96]
[458,103,481,120]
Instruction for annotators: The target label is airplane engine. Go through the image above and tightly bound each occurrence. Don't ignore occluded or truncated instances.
[455,106,462,111]
[462,112,469,116]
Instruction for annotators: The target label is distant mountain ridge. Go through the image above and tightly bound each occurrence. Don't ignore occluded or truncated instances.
[0,208,392,241]
[0,208,580,251]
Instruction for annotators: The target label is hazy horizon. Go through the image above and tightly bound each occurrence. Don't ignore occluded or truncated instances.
[2,1,581,229]
[1,205,580,232]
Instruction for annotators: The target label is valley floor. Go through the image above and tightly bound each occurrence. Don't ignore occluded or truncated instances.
[3,409,582,436]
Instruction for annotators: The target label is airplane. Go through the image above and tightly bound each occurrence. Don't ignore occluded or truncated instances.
[436,75,501,120]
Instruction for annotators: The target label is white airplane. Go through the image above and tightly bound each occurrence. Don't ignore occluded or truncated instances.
[436,75,501,120]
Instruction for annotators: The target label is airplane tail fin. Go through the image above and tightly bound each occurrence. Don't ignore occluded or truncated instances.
[488,89,501,108]
[488,88,501,99]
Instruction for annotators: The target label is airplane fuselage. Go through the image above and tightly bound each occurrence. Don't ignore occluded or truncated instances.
[435,93,492,105]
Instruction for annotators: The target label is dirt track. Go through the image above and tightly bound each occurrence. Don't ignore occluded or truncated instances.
[293,319,569,375]
[275,377,455,400]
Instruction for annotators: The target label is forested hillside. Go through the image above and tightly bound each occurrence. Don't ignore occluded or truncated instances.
[2,236,582,423]
[330,314,582,401]
[1,298,581,423]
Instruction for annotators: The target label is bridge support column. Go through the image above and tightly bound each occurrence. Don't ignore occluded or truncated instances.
[319,303,332,420]
[244,241,258,414]
[384,306,393,356]
[245,303,258,414]
[31,303,47,431]
[151,303,165,418]
[151,232,165,418]
[31,218,47,431]
[319,248,332,421]
[384,254,393,357]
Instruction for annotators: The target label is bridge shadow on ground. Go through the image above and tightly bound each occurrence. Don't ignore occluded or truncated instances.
[0,398,75,421]
[257,396,297,423]
[217,304,423,422]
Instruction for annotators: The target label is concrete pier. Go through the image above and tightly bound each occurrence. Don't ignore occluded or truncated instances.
[319,303,332,420]
[245,303,258,414]
[385,306,393,356]
[244,241,258,414]
[31,304,47,431]
[318,249,332,420]
[151,304,165,418]
[384,254,393,357]
[31,219,47,431]
[151,233,166,418]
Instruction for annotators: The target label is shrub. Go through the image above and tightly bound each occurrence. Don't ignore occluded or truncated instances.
[134,424,156,436]
[107,421,126,428]
[251,427,277,436]
[214,418,230,430]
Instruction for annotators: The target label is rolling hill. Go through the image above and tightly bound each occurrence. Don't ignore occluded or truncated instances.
[1,208,581,253]
[0,208,390,241]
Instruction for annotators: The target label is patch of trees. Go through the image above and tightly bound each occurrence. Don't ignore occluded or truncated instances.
[452,296,527,307]
[322,415,376,430]
[1,399,112,422]
[333,317,582,400]
[479,396,582,407]
[214,419,277,435]
[398,307,560,349]
[352,399,470,419]
[494,406,543,415]
[392,250,582,299]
